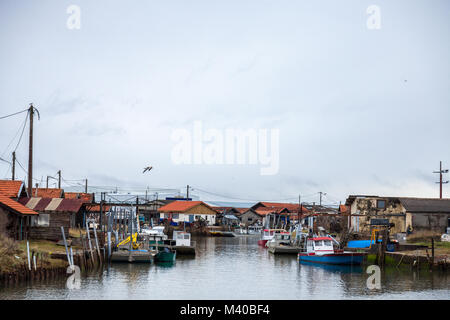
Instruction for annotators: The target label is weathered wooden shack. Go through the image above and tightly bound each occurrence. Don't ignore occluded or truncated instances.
[238,208,263,226]
[345,195,450,235]
[0,193,38,240]
[18,197,84,241]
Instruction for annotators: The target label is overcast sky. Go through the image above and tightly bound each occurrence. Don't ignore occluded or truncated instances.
[0,0,449,205]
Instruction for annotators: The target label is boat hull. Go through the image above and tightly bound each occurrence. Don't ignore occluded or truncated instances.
[156,251,176,262]
[258,239,268,246]
[298,252,365,265]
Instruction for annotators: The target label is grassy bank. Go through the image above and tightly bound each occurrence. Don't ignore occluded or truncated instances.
[0,234,68,274]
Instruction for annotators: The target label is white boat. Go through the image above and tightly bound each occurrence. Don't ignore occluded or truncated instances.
[258,229,287,246]
[266,231,291,248]
[140,226,168,240]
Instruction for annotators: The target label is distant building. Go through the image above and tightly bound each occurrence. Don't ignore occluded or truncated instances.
[345,195,450,234]
[65,192,95,203]
[238,208,263,226]
[158,201,217,225]
[31,188,64,198]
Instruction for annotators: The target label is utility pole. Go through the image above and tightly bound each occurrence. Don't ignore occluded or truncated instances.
[27,104,34,197]
[433,161,449,199]
[46,176,49,188]
[187,185,190,199]
[11,152,16,181]
[85,179,88,193]
[57,170,61,189]
[319,192,327,206]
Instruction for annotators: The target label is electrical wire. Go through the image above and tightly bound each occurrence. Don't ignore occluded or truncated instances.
[0,109,28,120]
[192,186,304,203]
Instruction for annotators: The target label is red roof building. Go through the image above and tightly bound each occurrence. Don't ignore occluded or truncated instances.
[0,180,27,198]
[31,188,64,198]
[0,192,37,240]
[65,192,94,203]
[158,201,217,225]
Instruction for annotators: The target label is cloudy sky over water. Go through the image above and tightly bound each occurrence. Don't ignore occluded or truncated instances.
[0,0,449,205]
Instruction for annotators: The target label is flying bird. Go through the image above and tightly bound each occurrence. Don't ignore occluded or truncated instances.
[143,166,153,173]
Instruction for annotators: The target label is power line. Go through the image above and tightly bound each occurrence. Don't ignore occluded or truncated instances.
[1,111,28,158]
[192,186,312,203]
[0,109,28,120]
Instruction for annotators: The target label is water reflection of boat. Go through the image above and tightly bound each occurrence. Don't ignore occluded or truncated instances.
[156,261,176,268]
[299,260,363,273]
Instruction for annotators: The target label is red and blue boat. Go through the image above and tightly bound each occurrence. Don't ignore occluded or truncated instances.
[298,236,366,265]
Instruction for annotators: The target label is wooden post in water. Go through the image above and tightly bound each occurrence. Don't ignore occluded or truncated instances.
[431,237,435,270]
[26,241,31,271]
[93,223,102,264]
[60,226,72,267]
[85,222,95,267]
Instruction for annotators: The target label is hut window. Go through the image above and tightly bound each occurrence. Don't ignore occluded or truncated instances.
[172,213,179,219]
[377,200,386,209]
[35,214,50,227]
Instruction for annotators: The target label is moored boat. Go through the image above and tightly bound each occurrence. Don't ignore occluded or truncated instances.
[258,229,287,246]
[155,246,177,262]
[298,236,366,265]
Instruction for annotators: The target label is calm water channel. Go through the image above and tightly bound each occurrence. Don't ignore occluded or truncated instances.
[1,236,449,300]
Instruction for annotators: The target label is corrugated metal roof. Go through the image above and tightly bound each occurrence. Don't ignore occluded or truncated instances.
[0,180,24,198]
[19,197,83,213]
[399,198,450,213]
[0,193,38,215]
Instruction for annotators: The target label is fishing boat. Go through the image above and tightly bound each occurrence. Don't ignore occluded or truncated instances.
[155,246,176,263]
[298,236,366,265]
[266,232,301,254]
[257,229,287,246]
[172,231,196,255]
[265,231,291,248]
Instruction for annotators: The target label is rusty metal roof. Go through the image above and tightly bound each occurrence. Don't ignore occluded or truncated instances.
[19,197,83,213]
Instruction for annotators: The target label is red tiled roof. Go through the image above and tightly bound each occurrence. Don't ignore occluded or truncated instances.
[85,204,111,212]
[65,192,93,203]
[31,188,63,198]
[158,201,213,213]
[0,180,24,198]
[0,193,38,215]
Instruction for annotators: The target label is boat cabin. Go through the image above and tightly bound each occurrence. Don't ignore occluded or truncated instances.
[262,228,287,239]
[173,231,191,246]
[266,232,291,247]
[305,237,335,255]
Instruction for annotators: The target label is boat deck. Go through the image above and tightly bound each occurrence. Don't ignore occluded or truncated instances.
[268,246,302,254]
[111,250,156,263]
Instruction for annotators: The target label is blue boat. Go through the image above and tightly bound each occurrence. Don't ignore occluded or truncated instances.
[298,236,366,265]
